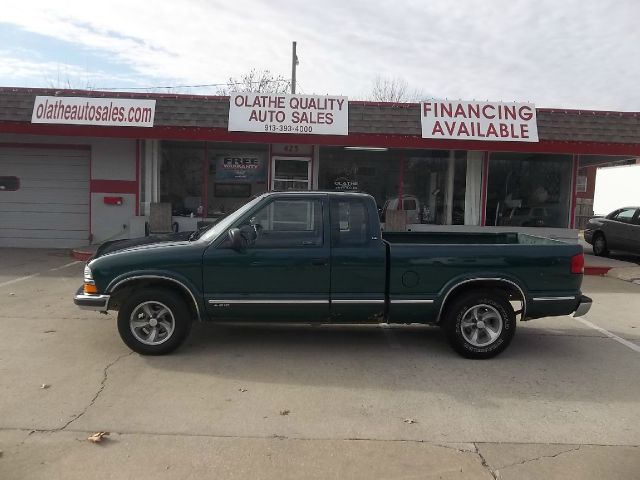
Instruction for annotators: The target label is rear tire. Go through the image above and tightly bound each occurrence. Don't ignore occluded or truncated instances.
[592,233,609,257]
[117,288,192,355]
[443,290,516,359]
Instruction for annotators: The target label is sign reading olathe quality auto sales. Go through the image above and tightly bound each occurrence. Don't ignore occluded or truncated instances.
[421,101,539,142]
[228,93,348,135]
[31,96,156,127]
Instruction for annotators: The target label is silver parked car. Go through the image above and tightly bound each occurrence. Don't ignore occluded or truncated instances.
[584,207,640,256]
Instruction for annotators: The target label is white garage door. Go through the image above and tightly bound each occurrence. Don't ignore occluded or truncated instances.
[0,147,90,248]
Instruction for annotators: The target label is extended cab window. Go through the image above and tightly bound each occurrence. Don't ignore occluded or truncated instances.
[243,199,323,248]
[331,199,370,247]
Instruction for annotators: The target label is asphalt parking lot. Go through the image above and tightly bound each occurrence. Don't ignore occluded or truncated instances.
[1,248,639,479]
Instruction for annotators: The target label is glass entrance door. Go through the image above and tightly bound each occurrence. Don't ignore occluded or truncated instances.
[271,156,312,191]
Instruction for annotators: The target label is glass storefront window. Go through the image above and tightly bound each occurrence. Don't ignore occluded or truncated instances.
[160,143,203,216]
[402,151,467,225]
[319,148,400,215]
[160,141,269,220]
[485,153,572,228]
[272,158,311,191]
[206,143,268,217]
[318,148,467,226]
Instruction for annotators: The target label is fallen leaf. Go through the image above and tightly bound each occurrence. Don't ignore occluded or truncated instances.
[403,418,417,424]
[238,388,247,392]
[9,293,15,296]
[87,432,110,443]
[43,330,56,334]
[40,384,50,389]
[280,409,290,416]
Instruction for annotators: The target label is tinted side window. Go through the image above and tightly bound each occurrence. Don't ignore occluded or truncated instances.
[0,176,20,191]
[245,199,323,248]
[613,208,636,223]
[331,199,370,247]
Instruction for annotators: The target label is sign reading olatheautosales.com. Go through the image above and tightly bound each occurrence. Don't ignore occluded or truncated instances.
[421,101,538,142]
[31,96,156,127]
[228,93,348,135]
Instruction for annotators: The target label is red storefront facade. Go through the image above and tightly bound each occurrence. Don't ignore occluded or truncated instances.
[1,88,639,248]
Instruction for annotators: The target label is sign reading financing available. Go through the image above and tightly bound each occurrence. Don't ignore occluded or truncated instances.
[421,101,538,142]
[228,93,348,135]
[32,96,156,127]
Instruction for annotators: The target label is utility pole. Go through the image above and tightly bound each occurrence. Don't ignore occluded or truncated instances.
[291,41,298,94]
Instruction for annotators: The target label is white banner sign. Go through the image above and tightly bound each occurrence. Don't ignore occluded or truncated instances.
[421,101,538,142]
[228,93,348,135]
[32,96,156,127]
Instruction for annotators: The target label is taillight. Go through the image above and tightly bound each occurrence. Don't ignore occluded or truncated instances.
[571,253,585,274]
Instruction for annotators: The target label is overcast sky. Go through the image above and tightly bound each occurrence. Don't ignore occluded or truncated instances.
[1,0,638,110]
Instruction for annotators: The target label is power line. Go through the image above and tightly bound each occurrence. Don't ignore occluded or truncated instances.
[92,78,290,91]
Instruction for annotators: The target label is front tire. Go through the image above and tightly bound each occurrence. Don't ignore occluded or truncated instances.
[443,290,516,359]
[592,233,609,257]
[117,288,192,355]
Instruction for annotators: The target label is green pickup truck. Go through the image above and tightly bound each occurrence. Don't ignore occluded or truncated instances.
[74,191,591,359]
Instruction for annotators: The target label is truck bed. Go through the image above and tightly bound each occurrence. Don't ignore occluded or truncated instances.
[383,231,583,321]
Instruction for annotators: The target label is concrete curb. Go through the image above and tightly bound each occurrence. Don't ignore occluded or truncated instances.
[584,266,611,276]
[71,248,96,262]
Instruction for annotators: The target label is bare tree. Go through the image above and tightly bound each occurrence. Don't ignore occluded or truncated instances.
[217,69,291,95]
[370,76,408,102]
[46,68,95,91]
[368,75,429,102]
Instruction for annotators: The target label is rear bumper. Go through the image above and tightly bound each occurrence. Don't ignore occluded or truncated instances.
[573,295,592,317]
[74,287,110,311]
[528,293,592,319]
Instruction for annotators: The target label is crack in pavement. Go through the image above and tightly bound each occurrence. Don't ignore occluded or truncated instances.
[57,352,134,431]
[495,445,583,473]
[474,443,498,479]
[3,427,638,449]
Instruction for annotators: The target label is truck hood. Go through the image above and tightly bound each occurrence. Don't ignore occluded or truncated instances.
[93,231,194,259]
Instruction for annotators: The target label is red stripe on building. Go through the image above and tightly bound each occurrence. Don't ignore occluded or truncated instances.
[2,122,640,156]
[91,180,138,194]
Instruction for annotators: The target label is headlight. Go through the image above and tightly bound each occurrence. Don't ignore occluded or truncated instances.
[84,264,94,283]
[83,264,98,294]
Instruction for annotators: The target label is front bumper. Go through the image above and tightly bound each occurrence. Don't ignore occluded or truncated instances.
[74,287,110,311]
[573,295,592,317]
[583,229,594,245]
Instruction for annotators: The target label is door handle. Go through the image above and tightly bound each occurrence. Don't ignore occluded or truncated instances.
[311,258,328,266]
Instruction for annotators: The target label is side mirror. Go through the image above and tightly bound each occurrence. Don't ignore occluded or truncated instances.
[228,228,244,250]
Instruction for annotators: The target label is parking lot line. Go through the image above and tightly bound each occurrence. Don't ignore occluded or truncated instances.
[574,317,640,353]
[49,260,82,271]
[0,260,81,288]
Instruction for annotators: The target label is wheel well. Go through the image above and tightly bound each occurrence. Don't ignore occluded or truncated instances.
[437,280,526,324]
[108,279,200,321]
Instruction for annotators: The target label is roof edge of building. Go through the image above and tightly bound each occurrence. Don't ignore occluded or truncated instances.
[1,86,638,117]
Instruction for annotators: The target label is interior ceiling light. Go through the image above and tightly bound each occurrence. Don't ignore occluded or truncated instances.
[344,146,389,151]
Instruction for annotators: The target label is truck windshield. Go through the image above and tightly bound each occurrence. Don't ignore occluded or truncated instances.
[197,194,267,243]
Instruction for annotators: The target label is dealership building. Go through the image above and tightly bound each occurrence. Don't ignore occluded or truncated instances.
[0,87,639,248]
